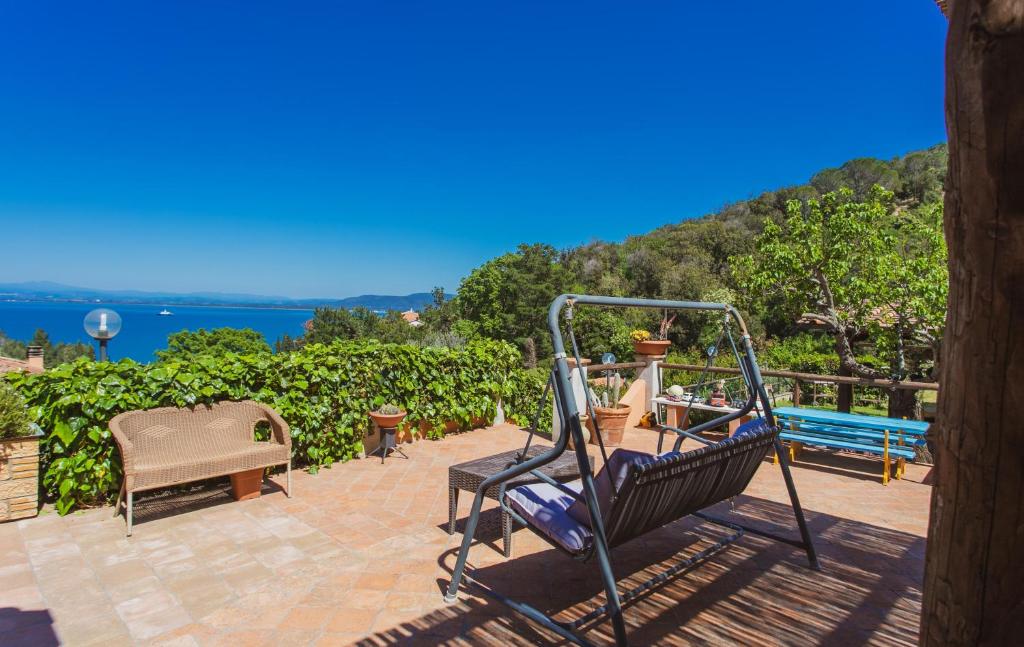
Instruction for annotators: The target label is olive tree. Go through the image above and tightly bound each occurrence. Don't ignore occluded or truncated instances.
[733,187,947,416]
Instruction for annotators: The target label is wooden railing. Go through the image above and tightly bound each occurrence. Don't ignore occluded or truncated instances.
[660,362,938,417]
[659,363,939,391]
[584,361,647,373]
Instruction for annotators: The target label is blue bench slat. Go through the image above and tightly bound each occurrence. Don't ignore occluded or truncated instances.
[782,421,927,446]
[773,406,929,434]
[779,431,916,459]
[775,412,929,435]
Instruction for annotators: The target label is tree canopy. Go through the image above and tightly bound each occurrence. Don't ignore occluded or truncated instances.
[303,306,422,346]
[733,186,947,385]
[0,329,93,367]
[156,327,272,362]
[455,243,573,362]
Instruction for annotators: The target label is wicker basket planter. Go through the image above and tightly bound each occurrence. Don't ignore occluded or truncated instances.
[0,425,42,522]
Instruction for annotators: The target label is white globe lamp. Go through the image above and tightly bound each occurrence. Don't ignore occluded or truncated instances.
[83,308,122,361]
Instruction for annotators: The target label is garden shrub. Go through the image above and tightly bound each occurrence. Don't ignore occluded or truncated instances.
[501,367,553,433]
[0,382,32,439]
[5,339,537,514]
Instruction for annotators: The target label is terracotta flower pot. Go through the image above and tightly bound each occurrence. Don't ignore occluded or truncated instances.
[633,339,671,357]
[230,468,264,501]
[369,410,407,429]
[590,404,631,447]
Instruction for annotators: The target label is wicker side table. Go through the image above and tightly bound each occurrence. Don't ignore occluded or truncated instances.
[448,446,593,557]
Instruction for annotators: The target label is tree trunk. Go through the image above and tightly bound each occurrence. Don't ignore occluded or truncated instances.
[921,2,1024,645]
[887,387,919,421]
[837,364,853,413]
[522,337,537,369]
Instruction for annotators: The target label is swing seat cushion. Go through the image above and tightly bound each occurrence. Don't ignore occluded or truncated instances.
[506,481,593,554]
[734,417,771,438]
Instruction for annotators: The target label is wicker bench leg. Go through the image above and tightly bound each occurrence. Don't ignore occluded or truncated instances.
[113,480,125,518]
[448,487,458,535]
[126,492,133,537]
[502,510,512,558]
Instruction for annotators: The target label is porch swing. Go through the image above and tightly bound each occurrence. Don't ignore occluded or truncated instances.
[443,295,820,647]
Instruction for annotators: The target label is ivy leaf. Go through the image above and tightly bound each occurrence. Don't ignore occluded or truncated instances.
[53,421,77,447]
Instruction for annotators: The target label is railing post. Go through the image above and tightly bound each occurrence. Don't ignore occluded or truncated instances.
[636,354,662,414]
[837,365,853,413]
[793,379,802,407]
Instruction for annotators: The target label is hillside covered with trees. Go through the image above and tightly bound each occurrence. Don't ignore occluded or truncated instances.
[445,144,947,377]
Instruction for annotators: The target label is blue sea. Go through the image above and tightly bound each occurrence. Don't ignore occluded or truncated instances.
[0,301,313,363]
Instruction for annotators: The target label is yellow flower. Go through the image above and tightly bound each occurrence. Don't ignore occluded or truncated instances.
[630,330,652,343]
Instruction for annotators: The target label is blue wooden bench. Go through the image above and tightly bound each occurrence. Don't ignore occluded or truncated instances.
[772,407,929,485]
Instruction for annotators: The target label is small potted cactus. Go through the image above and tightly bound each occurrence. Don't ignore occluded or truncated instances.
[369,403,407,429]
[630,329,670,357]
[588,373,630,447]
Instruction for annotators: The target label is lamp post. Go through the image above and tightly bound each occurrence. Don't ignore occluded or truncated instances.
[84,308,122,362]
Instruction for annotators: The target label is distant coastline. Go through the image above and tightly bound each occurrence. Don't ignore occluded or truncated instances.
[0,297,317,312]
[0,282,445,313]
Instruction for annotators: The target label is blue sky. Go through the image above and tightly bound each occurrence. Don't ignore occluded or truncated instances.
[0,2,947,299]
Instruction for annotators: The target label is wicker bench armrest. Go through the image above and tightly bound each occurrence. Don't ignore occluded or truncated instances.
[250,401,292,449]
[108,412,136,471]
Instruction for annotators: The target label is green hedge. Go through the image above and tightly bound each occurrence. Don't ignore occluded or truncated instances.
[5,339,536,514]
[501,367,552,433]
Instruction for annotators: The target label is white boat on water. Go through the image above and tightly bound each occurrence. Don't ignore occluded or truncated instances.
[158,309,174,316]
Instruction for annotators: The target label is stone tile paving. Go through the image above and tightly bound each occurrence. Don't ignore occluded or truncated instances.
[0,423,931,645]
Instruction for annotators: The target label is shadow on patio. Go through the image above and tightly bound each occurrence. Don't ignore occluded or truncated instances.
[0,607,59,646]
[364,495,923,646]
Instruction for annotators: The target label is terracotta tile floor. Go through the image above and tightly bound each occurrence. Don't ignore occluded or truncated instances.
[0,423,931,646]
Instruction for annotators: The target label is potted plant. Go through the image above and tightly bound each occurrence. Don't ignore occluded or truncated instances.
[588,373,630,447]
[631,329,670,357]
[369,403,407,429]
[0,383,43,522]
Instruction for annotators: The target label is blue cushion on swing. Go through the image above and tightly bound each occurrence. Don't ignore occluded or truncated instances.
[505,481,593,554]
[734,418,771,438]
[565,448,677,527]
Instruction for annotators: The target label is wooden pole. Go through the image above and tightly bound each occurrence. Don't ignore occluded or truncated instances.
[837,364,853,413]
[921,1,1024,644]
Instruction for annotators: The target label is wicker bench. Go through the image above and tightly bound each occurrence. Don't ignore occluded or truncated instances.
[109,400,292,535]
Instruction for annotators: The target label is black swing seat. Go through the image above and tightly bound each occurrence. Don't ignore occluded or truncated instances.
[505,418,776,557]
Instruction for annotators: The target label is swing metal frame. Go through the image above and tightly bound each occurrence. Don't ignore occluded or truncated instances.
[443,295,820,646]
